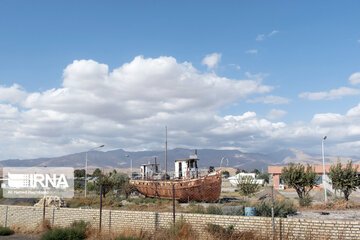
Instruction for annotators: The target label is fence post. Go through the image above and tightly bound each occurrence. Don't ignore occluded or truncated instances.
[109,210,111,233]
[43,197,46,224]
[271,185,275,239]
[172,184,175,224]
[5,206,8,227]
[99,185,103,232]
[52,207,55,227]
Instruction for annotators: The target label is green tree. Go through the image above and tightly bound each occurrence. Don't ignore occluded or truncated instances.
[328,160,359,201]
[92,168,102,177]
[281,163,317,202]
[237,176,260,196]
[251,169,260,175]
[121,182,137,198]
[257,172,270,184]
[95,172,114,198]
[74,169,85,178]
[235,169,241,174]
[222,171,230,178]
[111,173,128,193]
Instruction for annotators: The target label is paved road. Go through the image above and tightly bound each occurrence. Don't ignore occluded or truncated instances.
[0,236,39,240]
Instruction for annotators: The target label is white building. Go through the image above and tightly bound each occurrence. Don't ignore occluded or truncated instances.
[228,172,265,187]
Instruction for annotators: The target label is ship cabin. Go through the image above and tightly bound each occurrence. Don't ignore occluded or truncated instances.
[174,156,199,180]
[140,163,159,179]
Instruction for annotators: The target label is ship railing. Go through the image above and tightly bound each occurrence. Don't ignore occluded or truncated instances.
[130,168,219,180]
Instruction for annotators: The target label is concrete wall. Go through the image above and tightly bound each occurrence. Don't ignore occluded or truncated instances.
[0,205,359,239]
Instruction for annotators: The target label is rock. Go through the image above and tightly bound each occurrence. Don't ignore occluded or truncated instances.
[34,196,68,208]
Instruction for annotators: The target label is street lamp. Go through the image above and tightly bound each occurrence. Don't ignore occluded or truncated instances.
[322,136,327,202]
[125,154,132,178]
[85,145,104,198]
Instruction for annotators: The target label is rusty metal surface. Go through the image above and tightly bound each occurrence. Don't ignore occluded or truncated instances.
[130,171,222,202]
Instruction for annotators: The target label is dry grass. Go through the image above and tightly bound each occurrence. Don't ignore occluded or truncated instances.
[154,220,198,240]
[68,196,123,209]
[9,221,336,240]
[299,199,360,210]
[9,220,51,239]
[123,200,184,213]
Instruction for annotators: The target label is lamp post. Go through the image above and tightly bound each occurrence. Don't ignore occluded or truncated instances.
[125,154,132,178]
[85,145,104,198]
[322,136,327,202]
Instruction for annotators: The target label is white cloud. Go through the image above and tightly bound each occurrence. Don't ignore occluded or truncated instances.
[255,30,279,41]
[268,30,279,37]
[201,53,221,70]
[245,49,258,54]
[247,95,291,104]
[0,84,27,104]
[3,56,360,159]
[0,104,19,119]
[245,72,269,82]
[256,34,265,41]
[23,56,272,121]
[267,109,287,120]
[229,64,241,70]
[0,56,276,159]
[299,87,360,100]
[349,72,360,85]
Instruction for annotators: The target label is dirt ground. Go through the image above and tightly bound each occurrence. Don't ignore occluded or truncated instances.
[289,209,360,220]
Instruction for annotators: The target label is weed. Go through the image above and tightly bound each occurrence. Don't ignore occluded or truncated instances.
[0,226,14,236]
[299,194,312,207]
[254,200,296,218]
[187,205,205,214]
[40,220,90,240]
[206,205,223,215]
[155,220,197,240]
[115,236,143,240]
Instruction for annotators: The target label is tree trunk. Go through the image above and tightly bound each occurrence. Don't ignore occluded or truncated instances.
[295,188,303,199]
[344,191,349,201]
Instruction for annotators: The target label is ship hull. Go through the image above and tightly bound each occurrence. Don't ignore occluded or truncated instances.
[129,171,222,202]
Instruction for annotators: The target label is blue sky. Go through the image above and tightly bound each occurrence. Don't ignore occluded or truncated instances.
[0,1,360,159]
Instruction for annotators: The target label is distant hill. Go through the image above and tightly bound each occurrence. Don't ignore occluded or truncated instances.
[0,148,359,172]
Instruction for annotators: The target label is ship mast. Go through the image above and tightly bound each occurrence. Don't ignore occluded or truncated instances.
[165,126,168,178]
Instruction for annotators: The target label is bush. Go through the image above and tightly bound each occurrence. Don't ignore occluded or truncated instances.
[155,219,197,240]
[254,200,296,218]
[188,201,197,207]
[225,206,244,216]
[41,228,86,240]
[70,220,90,232]
[187,205,205,214]
[205,223,234,240]
[127,198,157,204]
[299,194,312,207]
[237,176,260,196]
[0,226,14,236]
[206,205,223,215]
[115,236,143,240]
[41,220,90,240]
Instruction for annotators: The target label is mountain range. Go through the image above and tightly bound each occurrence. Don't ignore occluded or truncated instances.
[1,148,359,172]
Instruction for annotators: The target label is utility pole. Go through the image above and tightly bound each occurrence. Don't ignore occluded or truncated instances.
[99,185,103,232]
[271,185,275,238]
[165,126,168,178]
[322,136,327,202]
[85,145,104,198]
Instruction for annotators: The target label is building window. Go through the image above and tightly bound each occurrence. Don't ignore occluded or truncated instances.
[279,178,284,184]
[316,175,323,184]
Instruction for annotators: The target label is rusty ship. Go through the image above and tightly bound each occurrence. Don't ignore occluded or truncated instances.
[129,150,222,202]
